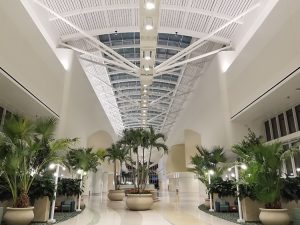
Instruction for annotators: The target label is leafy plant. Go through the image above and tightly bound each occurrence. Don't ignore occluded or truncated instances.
[120,127,168,193]
[190,145,227,187]
[66,147,103,173]
[208,177,236,198]
[238,183,256,200]
[281,177,300,203]
[105,142,129,190]
[0,115,76,207]
[232,129,262,162]
[28,173,55,202]
[57,178,83,197]
[239,142,300,209]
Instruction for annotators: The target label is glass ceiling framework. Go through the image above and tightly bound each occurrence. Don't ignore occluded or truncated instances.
[99,32,192,131]
[32,0,257,136]
[68,32,223,134]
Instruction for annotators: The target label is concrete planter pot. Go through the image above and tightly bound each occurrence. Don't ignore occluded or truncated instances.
[108,190,125,201]
[33,196,50,222]
[3,207,34,225]
[241,197,264,222]
[259,208,290,225]
[149,190,158,201]
[126,194,154,211]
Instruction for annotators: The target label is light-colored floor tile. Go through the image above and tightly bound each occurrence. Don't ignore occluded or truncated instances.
[56,192,237,225]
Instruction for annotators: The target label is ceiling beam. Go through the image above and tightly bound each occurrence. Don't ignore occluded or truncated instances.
[48,3,243,25]
[155,3,260,72]
[34,0,139,71]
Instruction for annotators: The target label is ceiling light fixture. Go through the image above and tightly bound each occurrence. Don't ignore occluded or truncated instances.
[145,0,155,10]
[143,89,147,93]
[144,65,150,71]
[145,17,154,30]
[144,51,151,60]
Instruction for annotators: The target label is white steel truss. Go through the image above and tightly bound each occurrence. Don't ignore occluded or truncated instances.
[32,0,259,136]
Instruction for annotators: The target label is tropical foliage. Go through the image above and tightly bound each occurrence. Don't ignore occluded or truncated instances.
[234,130,300,209]
[28,172,55,202]
[0,115,76,208]
[57,178,83,197]
[208,176,236,198]
[66,147,104,173]
[232,129,262,163]
[190,145,227,187]
[120,127,168,193]
[105,142,129,190]
[281,176,300,203]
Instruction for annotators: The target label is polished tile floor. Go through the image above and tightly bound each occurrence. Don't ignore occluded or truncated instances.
[57,192,237,225]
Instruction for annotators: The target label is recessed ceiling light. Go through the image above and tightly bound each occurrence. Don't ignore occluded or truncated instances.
[144,51,151,60]
[144,65,150,71]
[145,24,153,30]
[145,18,154,30]
[143,84,147,87]
[145,0,155,10]
[144,89,147,93]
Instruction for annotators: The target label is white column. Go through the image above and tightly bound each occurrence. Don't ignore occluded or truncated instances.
[208,172,214,212]
[235,165,244,223]
[48,165,59,223]
[76,171,83,211]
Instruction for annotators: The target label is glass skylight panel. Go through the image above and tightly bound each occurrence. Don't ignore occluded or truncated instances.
[79,56,124,135]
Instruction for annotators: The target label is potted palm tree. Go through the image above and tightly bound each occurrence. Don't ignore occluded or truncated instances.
[190,145,227,207]
[122,127,168,211]
[105,142,128,201]
[0,116,75,225]
[253,143,290,225]
[242,142,298,225]
[66,147,104,210]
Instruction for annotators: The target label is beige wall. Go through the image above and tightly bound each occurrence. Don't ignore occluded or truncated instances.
[87,130,114,150]
[86,130,115,194]
[184,129,201,168]
[166,144,187,173]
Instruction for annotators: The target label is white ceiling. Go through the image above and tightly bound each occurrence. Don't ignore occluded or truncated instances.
[233,68,300,124]
[26,0,256,136]
[0,68,54,119]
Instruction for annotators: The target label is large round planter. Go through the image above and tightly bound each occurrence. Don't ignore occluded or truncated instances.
[4,207,34,225]
[108,190,125,201]
[126,194,154,211]
[149,190,158,200]
[259,208,290,225]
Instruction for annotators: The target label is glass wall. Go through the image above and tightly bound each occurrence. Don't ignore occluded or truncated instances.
[0,106,13,130]
[264,104,300,141]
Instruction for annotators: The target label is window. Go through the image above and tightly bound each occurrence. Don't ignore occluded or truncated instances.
[4,110,12,124]
[271,117,279,139]
[294,153,300,176]
[286,109,296,134]
[296,105,300,130]
[265,121,271,141]
[278,113,287,136]
[285,158,294,176]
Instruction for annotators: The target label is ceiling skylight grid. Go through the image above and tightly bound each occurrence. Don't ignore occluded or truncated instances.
[33,0,257,136]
